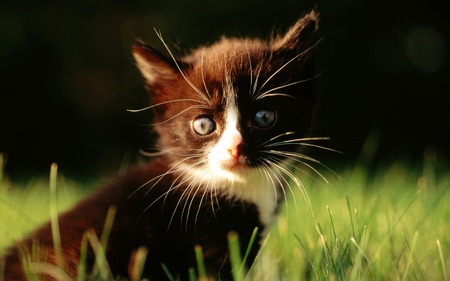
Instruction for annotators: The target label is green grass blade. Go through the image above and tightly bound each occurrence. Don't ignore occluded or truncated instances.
[195,245,208,281]
[436,239,448,281]
[346,195,356,239]
[161,263,176,281]
[86,229,112,280]
[188,267,196,281]
[240,227,258,272]
[228,231,244,281]
[76,233,88,281]
[401,231,419,281]
[49,163,63,270]
[100,205,117,250]
[129,246,148,281]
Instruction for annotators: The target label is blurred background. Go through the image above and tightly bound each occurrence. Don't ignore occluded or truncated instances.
[0,0,449,181]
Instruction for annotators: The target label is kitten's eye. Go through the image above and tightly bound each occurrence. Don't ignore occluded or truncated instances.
[253,109,276,129]
[192,116,216,136]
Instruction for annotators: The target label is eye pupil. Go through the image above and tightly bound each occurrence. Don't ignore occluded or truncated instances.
[192,116,216,135]
[253,109,276,128]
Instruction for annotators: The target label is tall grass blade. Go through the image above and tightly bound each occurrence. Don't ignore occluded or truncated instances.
[161,263,176,281]
[401,231,419,281]
[436,239,448,281]
[86,229,112,280]
[76,233,88,281]
[49,163,63,270]
[188,267,196,281]
[228,231,244,281]
[100,205,117,250]
[194,245,208,281]
[240,227,258,273]
[90,205,116,279]
[346,196,356,239]
[129,246,148,281]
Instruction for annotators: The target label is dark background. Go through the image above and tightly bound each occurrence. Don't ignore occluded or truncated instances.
[1,0,449,181]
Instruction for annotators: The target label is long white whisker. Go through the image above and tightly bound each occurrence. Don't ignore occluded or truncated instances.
[259,158,291,214]
[266,155,314,215]
[136,154,203,215]
[148,105,209,126]
[255,53,303,96]
[167,160,209,229]
[154,29,211,105]
[254,80,308,101]
[265,157,299,210]
[129,156,198,201]
[262,150,331,184]
[200,48,212,99]
[252,64,263,95]
[127,99,205,113]
[255,72,324,101]
[258,132,296,148]
[242,43,253,95]
[255,41,321,97]
[265,140,343,155]
[139,147,206,158]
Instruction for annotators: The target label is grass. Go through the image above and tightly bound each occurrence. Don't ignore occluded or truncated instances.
[0,152,449,280]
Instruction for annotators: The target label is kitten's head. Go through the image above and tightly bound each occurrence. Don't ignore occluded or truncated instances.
[133,11,319,215]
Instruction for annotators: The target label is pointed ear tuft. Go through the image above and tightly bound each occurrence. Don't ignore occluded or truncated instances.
[273,10,319,52]
[133,41,177,86]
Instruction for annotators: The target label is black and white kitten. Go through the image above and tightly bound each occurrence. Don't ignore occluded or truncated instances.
[3,11,319,280]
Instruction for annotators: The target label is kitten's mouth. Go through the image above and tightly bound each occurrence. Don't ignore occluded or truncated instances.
[220,155,249,171]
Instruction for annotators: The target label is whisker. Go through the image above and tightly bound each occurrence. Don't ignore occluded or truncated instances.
[146,105,209,126]
[258,159,288,206]
[127,99,205,113]
[254,71,325,101]
[255,53,303,96]
[258,131,296,148]
[261,134,342,157]
[265,156,314,215]
[265,140,343,155]
[154,29,211,105]
[200,48,212,99]
[252,64,263,96]
[254,79,310,101]
[133,154,203,210]
[265,157,299,209]
[243,43,254,98]
[254,40,321,97]
[261,150,331,184]
[167,160,209,229]
[182,174,205,229]
[139,147,205,158]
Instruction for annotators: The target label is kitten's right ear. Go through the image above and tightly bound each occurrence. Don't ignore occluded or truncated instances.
[133,41,178,86]
[273,10,319,53]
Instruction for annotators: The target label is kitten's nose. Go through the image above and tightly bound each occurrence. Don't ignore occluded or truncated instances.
[227,133,244,158]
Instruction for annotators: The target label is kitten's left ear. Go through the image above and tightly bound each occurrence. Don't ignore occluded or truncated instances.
[132,40,178,87]
[273,10,319,52]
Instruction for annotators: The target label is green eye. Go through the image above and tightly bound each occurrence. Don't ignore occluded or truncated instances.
[192,116,216,135]
[253,109,276,128]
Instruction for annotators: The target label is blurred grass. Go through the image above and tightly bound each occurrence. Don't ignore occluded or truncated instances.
[1,153,449,280]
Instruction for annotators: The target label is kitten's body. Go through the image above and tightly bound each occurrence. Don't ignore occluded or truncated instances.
[2,11,319,280]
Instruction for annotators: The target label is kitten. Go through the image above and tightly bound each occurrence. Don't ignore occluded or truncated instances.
[2,11,319,280]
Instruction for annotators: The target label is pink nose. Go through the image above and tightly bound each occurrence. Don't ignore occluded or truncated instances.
[226,133,244,158]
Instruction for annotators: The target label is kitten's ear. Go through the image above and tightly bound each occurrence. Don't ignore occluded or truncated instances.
[273,10,319,52]
[132,41,178,86]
